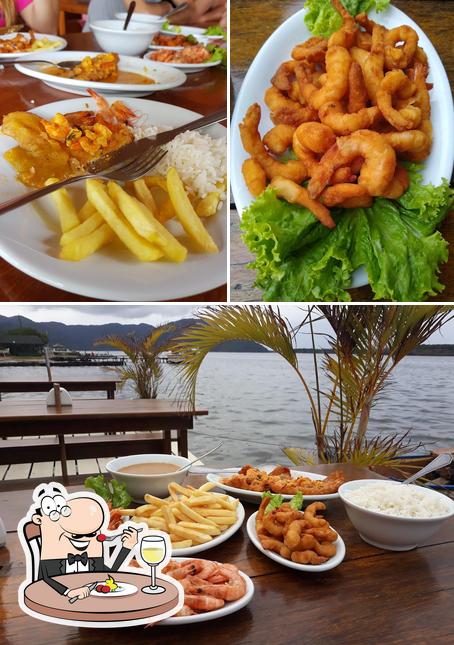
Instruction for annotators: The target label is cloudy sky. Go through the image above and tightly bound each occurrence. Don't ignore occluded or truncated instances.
[0,304,453,346]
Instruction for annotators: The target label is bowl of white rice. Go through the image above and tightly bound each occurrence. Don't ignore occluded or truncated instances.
[339,479,454,551]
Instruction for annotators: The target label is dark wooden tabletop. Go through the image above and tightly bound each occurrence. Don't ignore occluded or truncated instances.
[0,31,227,303]
[1,470,454,644]
[230,0,454,302]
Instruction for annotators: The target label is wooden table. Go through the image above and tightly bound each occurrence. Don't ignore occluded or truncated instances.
[1,470,454,644]
[0,31,227,303]
[0,399,208,480]
[230,0,454,302]
[0,376,119,400]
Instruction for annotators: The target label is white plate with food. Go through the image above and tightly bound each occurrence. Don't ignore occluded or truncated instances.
[207,465,342,504]
[0,32,66,59]
[0,97,227,301]
[159,557,254,625]
[148,33,210,51]
[230,4,454,291]
[15,51,187,97]
[247,512,345,572]
[90,579,138,598]
[160,26,224,42]
[144,51,222,74]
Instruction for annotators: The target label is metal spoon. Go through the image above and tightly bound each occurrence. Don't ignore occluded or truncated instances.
[402,453,453,485]
[123,1,136,30]
[174,441,223,474]
[162,2,189,21]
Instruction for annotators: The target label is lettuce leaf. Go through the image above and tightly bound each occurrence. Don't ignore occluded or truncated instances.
[85,474,132,508]
[207,44,227,66]
[262,491,284,513]
[289,491,304,510]
[204,25,227,39]
[304,0,390,37]
[240,166,453,302]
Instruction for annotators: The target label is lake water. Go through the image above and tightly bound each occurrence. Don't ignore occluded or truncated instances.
[1,353,453,467]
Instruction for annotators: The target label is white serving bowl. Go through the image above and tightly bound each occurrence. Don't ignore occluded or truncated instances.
[339,479,454,551]
[106,453,191,501]
[90,20,159,56]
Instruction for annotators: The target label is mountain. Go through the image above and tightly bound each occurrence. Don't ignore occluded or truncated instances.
[0,315,268,353]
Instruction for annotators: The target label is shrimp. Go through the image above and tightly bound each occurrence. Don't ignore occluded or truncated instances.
[264,87,317,127]
[175,605,197,616]
[356,31,372,51]
[86,89,136,125]
[320,183,369,207]
[380,164,409,199]
[340,194,374,208]
[363,24,386,104]
[270,177,336,228]
[293,121,336,154]
[302,46,351,110]
[291,551,328,565]
[194,566,246,602]
[385,26,418,70]
[308,129,396,198]
[319,101,381,135]
[348,62,369,113]
[242,158,267,197]
[185,595,225,612]
[240,104,308,182]
[271,61,296,93]
[284,519,309,550]
[383,129,430,162]
[304,502,329,528]
[305,526,339,542]
[376,70,421,131]
[331,167,357,184]
[263,124,296,155]
[292,36,328,63]
[328,0,358,49]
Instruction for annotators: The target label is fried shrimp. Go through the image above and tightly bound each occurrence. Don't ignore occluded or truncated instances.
[242,158,267,197]
[291,550,328,565]
[383,129,430,161]
[385,25,418,70]
[318,101,381,135]
[328,0,358,48]
[263,124,296,155]
[240,104,308,183]
[363,23,386,104]
[348,62,369,113]
[293,121,336,154]
[305,46,352,110]
[320,183,369,207]
[291,36,327,63]
[380,164,409,199]
[265,87,317,127]
[270,177,336,228]
[304,502,329,528]
[376,70,421,131]
[308,129,396,197]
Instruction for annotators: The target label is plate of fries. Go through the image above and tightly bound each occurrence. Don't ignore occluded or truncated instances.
[116,481,245,555]
[0,97,227,300]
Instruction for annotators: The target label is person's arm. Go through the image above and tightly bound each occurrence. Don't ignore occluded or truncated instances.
[124,0,226,28]
[20,0,59,34]
[123,0,172,17]
[40,562,68,595]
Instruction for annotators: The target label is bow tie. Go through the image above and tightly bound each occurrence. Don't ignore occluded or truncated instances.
[68,552,88,565]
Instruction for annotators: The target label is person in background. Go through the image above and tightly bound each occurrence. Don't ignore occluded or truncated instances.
[87,0,226,29]
[0,0,58,32]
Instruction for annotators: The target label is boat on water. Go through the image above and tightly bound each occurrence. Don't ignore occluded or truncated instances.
[159,350,184,364]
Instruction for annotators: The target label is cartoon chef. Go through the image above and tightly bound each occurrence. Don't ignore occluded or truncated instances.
[28,483,141,601]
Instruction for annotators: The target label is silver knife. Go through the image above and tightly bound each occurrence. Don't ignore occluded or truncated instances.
[68,580,98,604]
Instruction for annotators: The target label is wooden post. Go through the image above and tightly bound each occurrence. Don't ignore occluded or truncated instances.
[44,347,52,382]
[53,383,62,412]
[58,433,69,482]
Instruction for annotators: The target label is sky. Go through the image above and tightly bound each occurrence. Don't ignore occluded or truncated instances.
[0,304,453,346]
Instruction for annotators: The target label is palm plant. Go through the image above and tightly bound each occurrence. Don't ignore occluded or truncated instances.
[165,305,453,468]
[97,325,173,399]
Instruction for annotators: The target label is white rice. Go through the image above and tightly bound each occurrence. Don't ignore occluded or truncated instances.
[344,482,452,519]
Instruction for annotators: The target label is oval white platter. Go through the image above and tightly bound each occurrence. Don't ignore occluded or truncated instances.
[0,32,66,59]
[247,512,345,572]
[0,97,227,301]
[171,496,245,557]
[207,466,340,504]
[230,5,454,290]
[143,52,221,73]
[159,557,254,625]
[91,581,138,598]
[15,51,186,97]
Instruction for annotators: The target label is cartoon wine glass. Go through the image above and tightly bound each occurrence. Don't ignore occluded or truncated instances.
[140,535,166,594]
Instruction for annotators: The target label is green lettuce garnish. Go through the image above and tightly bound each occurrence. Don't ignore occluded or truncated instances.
[240,165,454,302]
[162,20,181,33]
[304,0,390,37]
[204,25,227,39]
[85,474,132,509]
[207,44,227,66]
[262,491,284,513]
[289,491,304,510]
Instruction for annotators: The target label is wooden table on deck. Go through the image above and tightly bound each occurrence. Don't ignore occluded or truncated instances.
[0,399,207,482]
[0,376,119,400]
[0,31,227,303]
[230,0,454,302]
[1,468,454,644]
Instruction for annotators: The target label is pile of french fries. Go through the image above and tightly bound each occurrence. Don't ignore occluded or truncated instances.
[118,481,239,550]
[46,166,223,262]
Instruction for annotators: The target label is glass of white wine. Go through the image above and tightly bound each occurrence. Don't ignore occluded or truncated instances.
[140,535,166,594]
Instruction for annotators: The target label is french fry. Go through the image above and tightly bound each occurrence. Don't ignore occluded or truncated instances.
[197,508,237,518]
[198,482,217,493]
[78,200,97,222]
[145,517,167,529]
[169,482,193,497]
[178,502,217,527]
[116,509,137,515]
[196,192,220,218]
[178,521,221,536]
[166,167,219,253]
[135,504,156,517]
[60,211,105,246]
[59,224,114,261]
[187,494,216,507]
[86,179,163,262]
[170,539,192,549]
[108,181,187,263]
[132,178,159,218]
[144,175,168,192]
[162,505,176,527]
[144,494,166,507]
[168,523,212,544]
[206,515,238,526]
[45,179,80,233]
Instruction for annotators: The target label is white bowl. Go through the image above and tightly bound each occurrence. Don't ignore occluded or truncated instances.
[115,12,165,26]
[339,479,454,551]
[90,20,159,56]
[106,453,191,501]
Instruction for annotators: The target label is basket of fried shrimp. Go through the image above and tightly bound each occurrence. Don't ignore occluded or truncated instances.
[239,0,433,228]
[247,492,346,572]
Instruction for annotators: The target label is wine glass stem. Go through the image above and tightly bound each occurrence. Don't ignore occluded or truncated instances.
[151,565,157,589]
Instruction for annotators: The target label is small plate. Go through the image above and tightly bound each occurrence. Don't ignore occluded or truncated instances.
[160,557,254,624]
[91,581,138,597]
[0,32,66,59]
[143,52,222,73]
[171,497,245,556]
[207,466,340,504]
[247,512,345,572]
